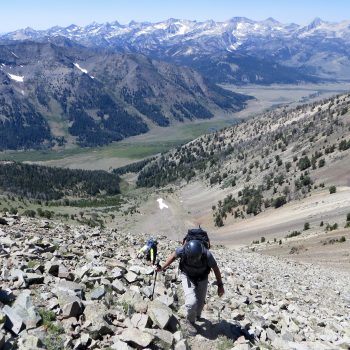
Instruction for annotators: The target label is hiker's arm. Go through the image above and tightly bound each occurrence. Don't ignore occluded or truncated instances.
[157,252,176,272]
[212,265,225,297]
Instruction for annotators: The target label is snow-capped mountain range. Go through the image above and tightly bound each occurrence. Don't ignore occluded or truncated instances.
[2,16,350,83]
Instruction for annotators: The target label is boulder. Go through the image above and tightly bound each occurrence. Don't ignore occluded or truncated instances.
[147,300,173,329]
[83,303,114,339]
[3,305,25,335]
[111,339,132,350]
[145,328,174,347]
[112,279,126,294]
[25,273,44,285]
[8,291,41,330]
[0,288,15,303]
[130,313,150,329]
[120,327,155,348]
[57,290,83,318]
[124,271,138,283]
[90,286,106,300]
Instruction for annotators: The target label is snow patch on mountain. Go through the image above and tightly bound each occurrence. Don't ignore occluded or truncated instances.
[8,73,24,82]
[157,198,169,210]
[73,63,88,74]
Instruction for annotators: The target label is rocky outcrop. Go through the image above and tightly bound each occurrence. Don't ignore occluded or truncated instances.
[0,216,349,349]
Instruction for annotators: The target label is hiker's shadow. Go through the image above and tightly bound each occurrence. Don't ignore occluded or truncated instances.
[196,318,253,342]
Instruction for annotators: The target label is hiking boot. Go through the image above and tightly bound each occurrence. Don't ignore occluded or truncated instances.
[196,315,205,322]
[181,319,197,336]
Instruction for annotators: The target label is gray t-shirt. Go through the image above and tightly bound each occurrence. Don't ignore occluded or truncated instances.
[175,246,217,279]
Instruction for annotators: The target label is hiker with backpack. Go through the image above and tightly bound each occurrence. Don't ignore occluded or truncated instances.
[137,238,158,265]
[155,228,224,335]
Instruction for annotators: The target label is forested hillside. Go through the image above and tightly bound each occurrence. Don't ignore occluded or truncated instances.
[0,162,120,200]
[137,93,350,226]
[0,41,250,150]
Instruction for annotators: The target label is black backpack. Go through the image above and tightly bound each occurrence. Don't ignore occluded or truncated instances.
[182,228,210,249]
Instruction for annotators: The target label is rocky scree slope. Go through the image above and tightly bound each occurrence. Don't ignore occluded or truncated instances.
[0,216,349,349]
[136,93,350,227]
[0,41,249,150]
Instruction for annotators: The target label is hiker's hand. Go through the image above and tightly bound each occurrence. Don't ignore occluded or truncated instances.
[154,264,162,272]
[218,285,225,297]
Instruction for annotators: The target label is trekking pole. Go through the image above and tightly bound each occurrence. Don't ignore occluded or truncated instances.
[150,259,160,301]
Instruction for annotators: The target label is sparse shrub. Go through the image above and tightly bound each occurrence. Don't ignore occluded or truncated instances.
[323,236,346,244]
[285,162,292,172]
[273,196,287,208]
[329,186,336,194]
[217,335,235,350]
[347,213,350,222]
[320,221,324,227]
[339,139,350,151]
[23,209,36,218]
[298,156,311,171]
[260,236,266,243]
[286,231,301,238]
[214,215,224,227]
[326,223,338,231]
[9,207,18,215]
[318,159,326,168]
[304,222,310,231]
[289,245,305,254]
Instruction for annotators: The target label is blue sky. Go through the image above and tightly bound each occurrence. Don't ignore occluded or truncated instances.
[1,0,350,32]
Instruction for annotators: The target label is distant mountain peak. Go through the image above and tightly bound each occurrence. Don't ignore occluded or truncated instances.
[262,17,281,25]
[308,17,326,28]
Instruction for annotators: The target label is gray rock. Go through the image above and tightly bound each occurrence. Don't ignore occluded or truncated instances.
[130,313,150,329]
[111,267,123,279]
[232,344,252,350]
[25,273,44,285]
[18,334,43,349]
[124,271,138,283]
[0,288,15,303]
[232,310,245,321]
[271,337,290,350]
[83,303,114,339]
[121,290,147,313]
[174,339,188,350]
[266,327,278,341]
[147,300,173,329]
[90,286,106,300]
[142,286,153,298]
[3,305,25,335]
[11,291,41,329]
[54,280,85,299]
[45,261,59,276]
[58,264,74,280]
[57,290,83,318]
[120,328,155,348]
[157,294,175,307]
[139,266,154,275]
[145,328,174,347]
[111,339,132,350]
[112,279,126,294]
